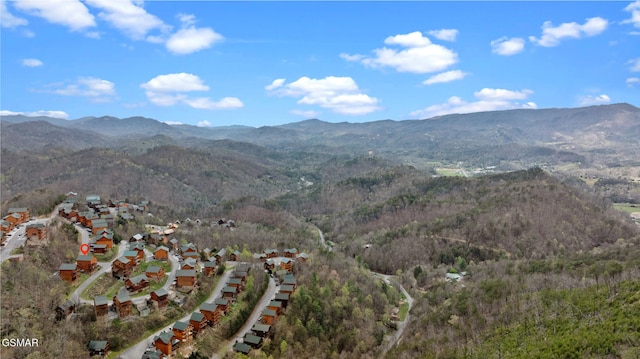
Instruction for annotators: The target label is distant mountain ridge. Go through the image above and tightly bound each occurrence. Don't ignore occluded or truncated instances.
[2,103,639,171]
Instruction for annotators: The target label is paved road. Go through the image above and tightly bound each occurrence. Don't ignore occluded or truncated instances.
[375,273,414,357]
[212,276,277,358]
[117,267,235,359]
[1,207,59,264]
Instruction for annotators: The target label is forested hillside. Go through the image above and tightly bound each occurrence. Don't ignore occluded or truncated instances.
[1,124,639,358]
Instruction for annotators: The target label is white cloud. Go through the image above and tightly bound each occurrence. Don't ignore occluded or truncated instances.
[84,0,167,40]
[578,94,611,106]
[165,13,223,55]
[622,0,640,29]
[267,76,381,115]
[197,120,213,127]
[22,58,43,67]
[290,109,320,118]
[183,97,243,110]
[265,78,285,91]
[491,37,525,55]
[627,77,640,87]
[422,70,467,85]
[1,1,28,28]
[347,31,458,74]
[628,57,640,72]
[339,53,364,62]
[46,77,116,102]
[427,29,458,42]
[474,88,533,101]
[529,17,608,47]
[13,0,95,31]
[163,121,184,125]
[410,88,536,118]
[166,27,223,55]
[141,73,241,110]
[0,109,69,119]
[141,73,209,92]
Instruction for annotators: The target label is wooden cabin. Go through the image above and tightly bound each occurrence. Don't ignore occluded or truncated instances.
[150,289,169,309]
[76,254,98,273]
[279,284,295,295]
[95,230,114,249]
[25,223,47,241]
[222,286,237,300]
[214,297,230,315]
[112,256,134,278]
[268,300,283,315]
[283,248,298,258]
[261,308,277,325]
[228,277,244,291]
[55,300,76,321]
[125,274,149,293]
[203,261,216,277]
[275,292,290,309]
[199,303,221,326]
[264,248,279,258]
[176,270,197,288]
[190,311,208,335]
[172,321,193,344]
[153,331,177,356]
[251,323,272,338]
[230,250,241,261]
[243,334,263,349]
[59,263,79,283]
[94,295,109,318]
[154,246,169,260]
[145,266,165,281]
[7,208,29,223]
[88,340,110,356]
[113,292,132,318]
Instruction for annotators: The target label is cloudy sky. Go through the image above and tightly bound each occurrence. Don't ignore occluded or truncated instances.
[1,1,639,127]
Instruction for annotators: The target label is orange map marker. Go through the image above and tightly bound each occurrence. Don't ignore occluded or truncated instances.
[80,243,90,256]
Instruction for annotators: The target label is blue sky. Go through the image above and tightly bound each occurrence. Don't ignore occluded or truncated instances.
[1,1,639,127]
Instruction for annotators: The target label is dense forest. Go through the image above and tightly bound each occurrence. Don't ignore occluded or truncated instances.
[1,133,640,358]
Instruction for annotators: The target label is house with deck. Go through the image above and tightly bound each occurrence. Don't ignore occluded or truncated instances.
[113,292,132,318]
[145,266,165,281]
[59,263,79,283]
[88,340,110,357]
[172,320,193,344]
[25,223,47,241]
[125,274,149,293]
[153,331,178,356]
[190,311,208,335]
[94,295,109,319]
[76,254,98,273]
[154,246,169,260]
[150,289,169,309]
[199,302,221,326]
[175,269,197,288]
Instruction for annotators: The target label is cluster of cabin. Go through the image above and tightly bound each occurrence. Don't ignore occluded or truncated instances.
[255,247,309,275]
[234,271,298,355]
[143,263,252,358]
[58,194,149,236]
[58,249,100,283]
[0,207,31,245]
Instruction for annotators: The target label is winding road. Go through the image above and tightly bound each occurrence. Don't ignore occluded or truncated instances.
[316,227,414,357]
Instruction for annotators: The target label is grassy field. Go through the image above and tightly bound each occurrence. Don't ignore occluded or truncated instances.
[436,167,465,177]
[613,203,640,213]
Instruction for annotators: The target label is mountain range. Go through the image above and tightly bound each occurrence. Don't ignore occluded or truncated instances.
[2,103,639,173]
